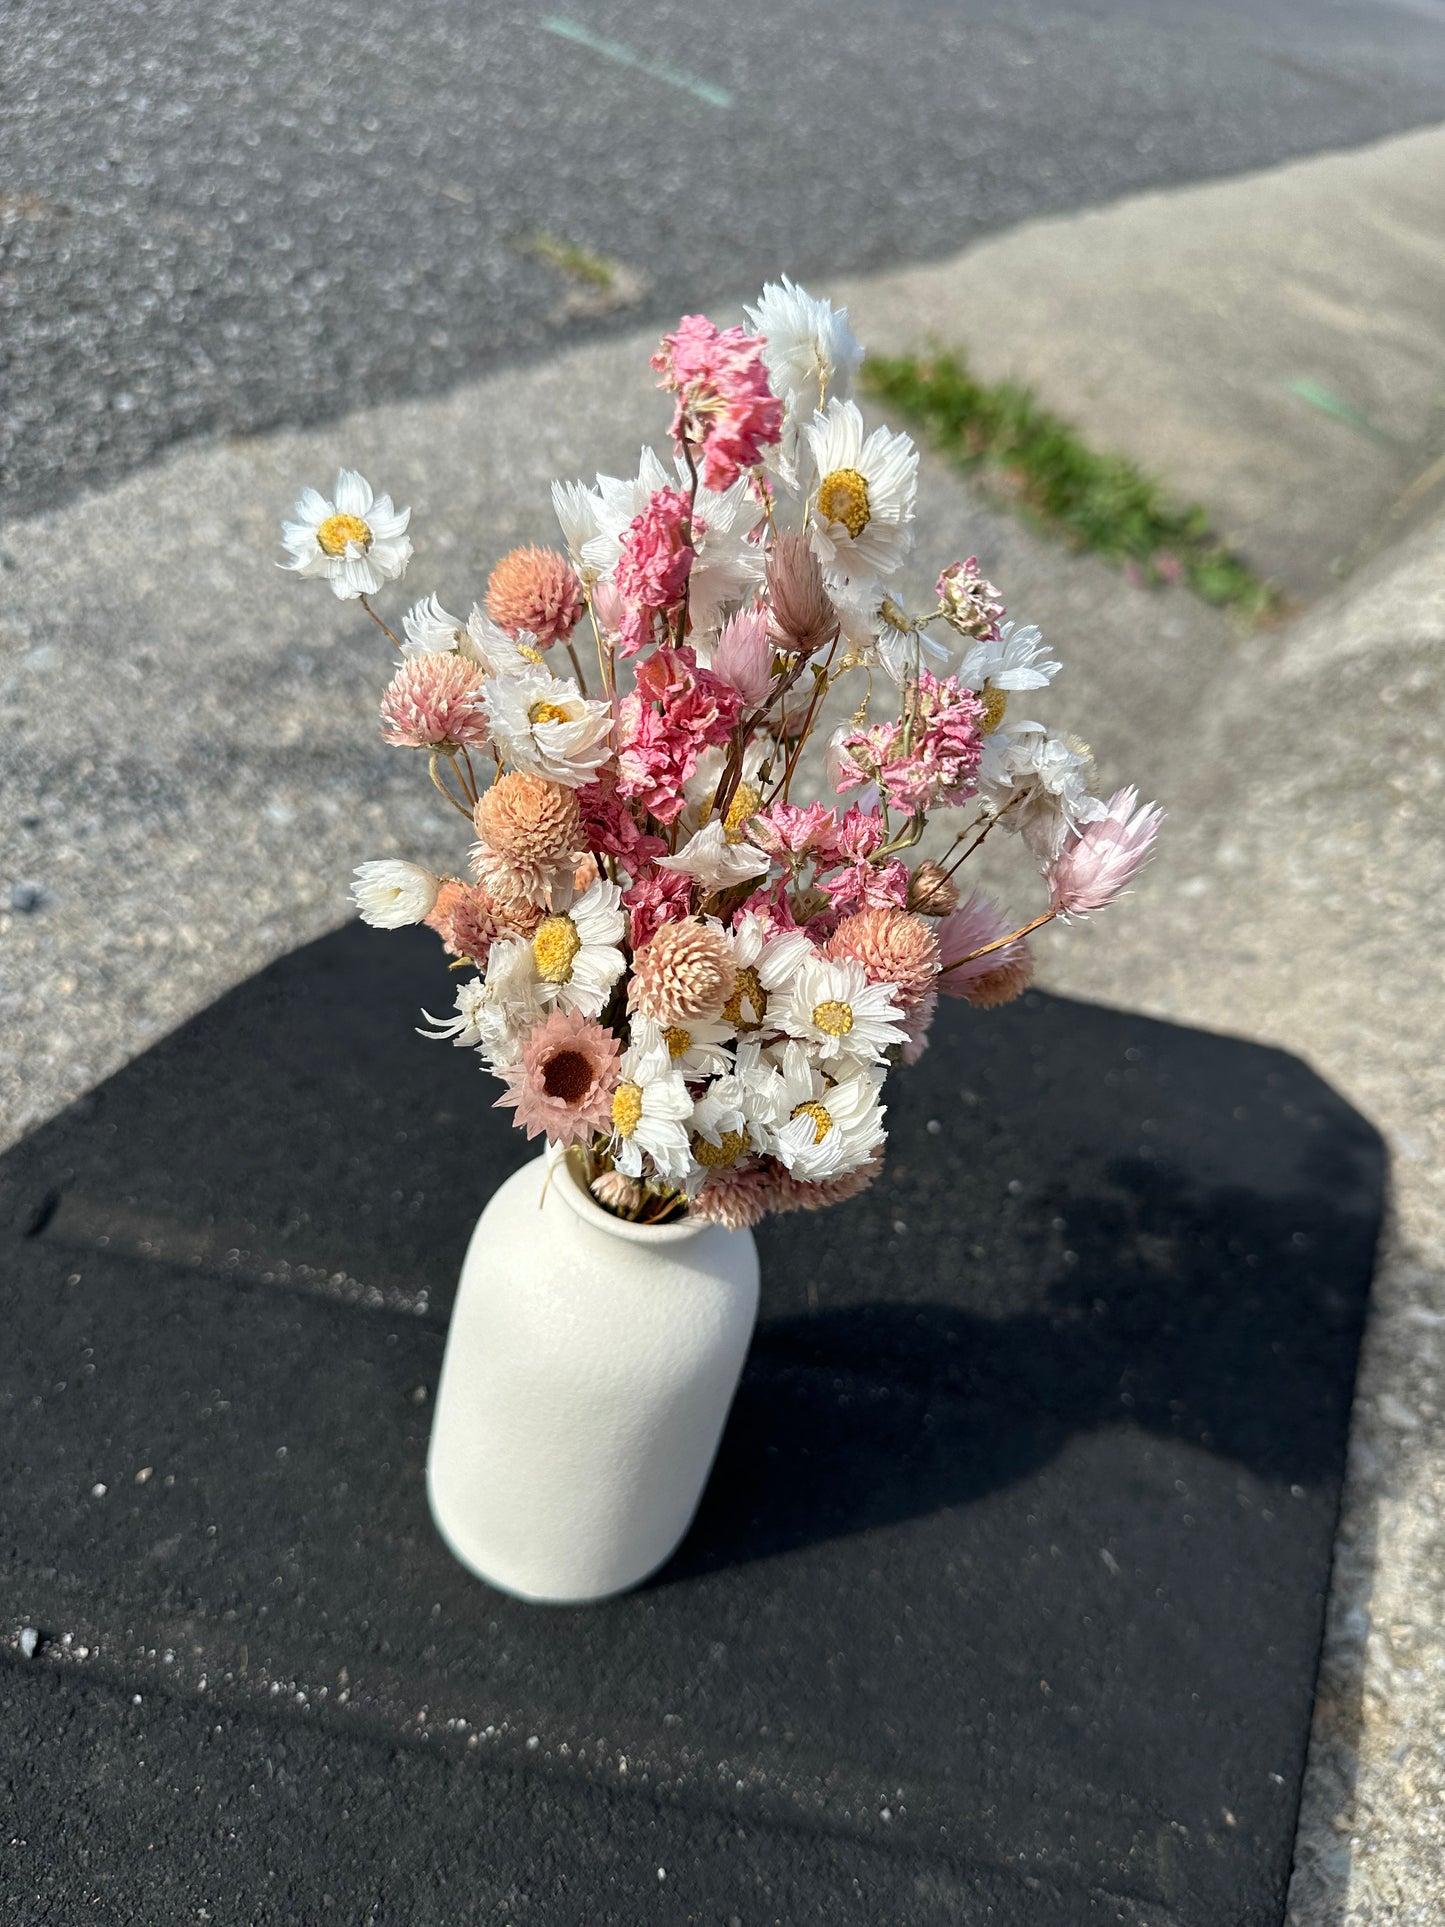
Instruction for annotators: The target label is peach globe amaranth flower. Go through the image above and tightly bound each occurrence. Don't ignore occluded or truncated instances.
[629,917,737,1027]
[380,653,489,752]
[493,1007,622,1147]
[826,905,940,1010]
[474,771,583,867]
[485,545,584,650]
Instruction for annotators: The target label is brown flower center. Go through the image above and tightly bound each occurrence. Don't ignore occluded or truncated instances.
[722,963,765,1031]
[816,467,871,539]
[790,1099,833,1144]
[612,1081,644,1138]
[980,684,1008,732]
[662,1025,692,1060]
[541,1048,597,1104]
[316,512,372,557]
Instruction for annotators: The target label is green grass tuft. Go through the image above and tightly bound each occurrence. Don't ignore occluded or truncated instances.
[864,348,1282,620]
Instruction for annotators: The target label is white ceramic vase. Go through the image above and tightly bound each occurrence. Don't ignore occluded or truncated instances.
[426,1150,760,1604]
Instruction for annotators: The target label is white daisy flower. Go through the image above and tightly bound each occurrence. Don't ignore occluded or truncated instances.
[482,666,612,787]
[468,936,550,1067]
[417,976,489,1047]
[608,1023,695,1183]
[695,1037,786,1152]
[679,737,773,835]
[775,952,907,1064]
[463,606,545,676]
[526,878,626,1018]
[656,818,771,891]
[350,859,439,929]
[745,277,865,488]
[745,277,864,420]
[980,721,1108,859]
[804,400,918,580]
[652,1009,736,1080]
[281,469,413,600]
[402,593,467,656]
[959,622,1061,728]
[723,913,815,1034]
[766,1040,887,1183]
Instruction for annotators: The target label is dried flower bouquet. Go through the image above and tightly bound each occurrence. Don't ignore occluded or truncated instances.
[281,282,1162,1230]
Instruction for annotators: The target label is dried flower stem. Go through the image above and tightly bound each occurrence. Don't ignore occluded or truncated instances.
[938,908,1055,974]
[359,595,404,653]
[427,750,474,820]
[565,638,591,699]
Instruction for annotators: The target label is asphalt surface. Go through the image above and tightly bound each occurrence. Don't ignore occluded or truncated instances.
[0,929,1383,1924]
[5,0,1445,522]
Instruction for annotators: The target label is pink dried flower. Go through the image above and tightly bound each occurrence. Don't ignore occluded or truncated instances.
[475,771,582,866]
[629,917,736,1025]
[936,557,1005,639]
[439,881,507,965]
[577,772,668,880]
[623,867,695,949]
[380,653,489,751]
[614,487,696,656]
[691,1159,779,1231]
[750,800,840,868]
[822,856,911,916]
[486,545,584,648]
[826,905,940,1009]
[494,1008,622,1146]
[1046,786,1163,919]
[468,844,552,933]
[711,605,773,705]
[652,315,783,491]
[592,1169,644,1215]
[423,877,467,944]
[616,646,741,824]
[836,671,984,815]
[832,806,887,864]
[935,890,1033,1003]
[766,530,839,658]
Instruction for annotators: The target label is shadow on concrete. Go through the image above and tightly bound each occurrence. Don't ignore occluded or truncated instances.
[0,922,1387,1927]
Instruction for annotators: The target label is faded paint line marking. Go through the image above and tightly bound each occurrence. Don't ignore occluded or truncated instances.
[539,16,734,109]
[1286,378,1392,445]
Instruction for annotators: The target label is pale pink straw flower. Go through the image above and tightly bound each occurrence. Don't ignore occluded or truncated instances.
[380,653,489,751]
[1046,786,1163,919]
[493,1007,621,1146]
[711,605,773,705]
[935,890,1034,1004]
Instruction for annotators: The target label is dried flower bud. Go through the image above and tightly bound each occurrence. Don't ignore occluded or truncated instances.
[766,529,839,657]
[592,1169,644,1216]
[906,861,959,917]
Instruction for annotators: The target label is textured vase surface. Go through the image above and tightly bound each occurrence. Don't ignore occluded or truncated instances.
[427,1151,761,1603]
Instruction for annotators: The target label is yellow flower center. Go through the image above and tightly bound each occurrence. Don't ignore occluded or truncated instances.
[722,782,762,844]
[722,964,765,1032]
[980,684,1008,732]
[529,700,570,728]
[790,1099,834,1144]
[519,643,545,665]
[812,999,854,1038]
[692,1128,749,1168]
[532,914,580,982]
[612,1081,644,1138]
[316,512,372,557]
[816,467,871,539]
